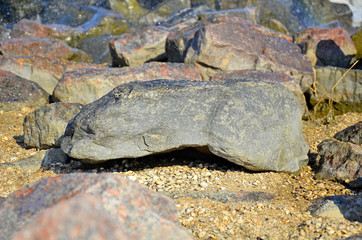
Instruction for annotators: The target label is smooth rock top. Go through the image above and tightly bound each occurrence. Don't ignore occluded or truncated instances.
[61,79,309,173]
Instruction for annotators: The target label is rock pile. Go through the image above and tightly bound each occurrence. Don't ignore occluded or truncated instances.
[0,0,361,239]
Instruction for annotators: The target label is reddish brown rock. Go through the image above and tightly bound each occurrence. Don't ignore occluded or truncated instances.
[0,173,192,240]
[294,28,357,68]
[53,62,202,104]
[0,37,92,63]
[184,18,313,92]
[0,70,49,112]
[166,15,293,63]
[211,70,307,116]
[110,25,171,67]
[0,56,103,94]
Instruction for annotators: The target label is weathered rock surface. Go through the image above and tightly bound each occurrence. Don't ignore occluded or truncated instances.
[294,28,357,68]
[314,139,361,188]
[308,66,362,116]
[0,70,49,112]
[210,70,307,116]
[166,15,293,63]
[23,103,83,149]
[0,173,192,240]
[11,10,128,48]
[0,151,46,172]
[0,56,103,95]
[183,19,313,92]
[310,194,362,222]
[0,37,92,63]
[61,80,309,173]
[110,25,171,67]
[334,121,361,145]
[53,62,202,104]
[352,29,362,59]
[198,7,257,24]
[41,148,70,170]
[79,34,115,64]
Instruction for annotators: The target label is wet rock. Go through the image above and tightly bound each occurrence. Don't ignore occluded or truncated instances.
[308,66,362,116]
[12,9,128,48]
[184,18,313,91]
[211,70,307,117]
[334,121,361,145]
[23,103,83,149]
[294,28,357,68]
[198,7,257,24]
[0,151,46,172]
[0,173,192,240]
[0,37,92,63]
[61,79,309,173]
[0,56,103,95]
[108,0,149,24]
[310,194,362,222]
[314,139,361,188]
[218,0,355,34]
[78,34,115,64]
[110,25,171,67]
[0,70,49,112]
[138,0,191,26]
[53,62,202,104]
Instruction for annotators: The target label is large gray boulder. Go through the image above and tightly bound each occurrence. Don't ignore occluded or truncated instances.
[61,80,309,173]
[23,103,83,149]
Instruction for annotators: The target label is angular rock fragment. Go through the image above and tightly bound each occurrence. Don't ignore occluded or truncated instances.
[110,25,171,67]
[294,28,357,68]
[184,18,313,91]
[314,139,361,187]
[53,62,202,104]
[23,103,83,149]
[0,56,103,95]
[0,70,49,112]
[0,173,192,240]
[61,79,309,173]
[0,37,92,63]
[334,121,361,145]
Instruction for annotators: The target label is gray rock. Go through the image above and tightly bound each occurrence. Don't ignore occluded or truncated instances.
[0,70,49,112]
[78,34,115,64]
[53,62,202,105]
[334,121,361,145]
[184,18,313,92]
[61,79,309,173]
[0,173,192,240]
[24,103,83,149]
[41,148,70,169]
[210,70,308,117]
[314,139,361,188]
[110,25,171,67]
[309,66,362,116]
[0,151,46,172]
[310,194,362,222]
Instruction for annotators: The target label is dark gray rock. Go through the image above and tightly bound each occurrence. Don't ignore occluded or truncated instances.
[78,34,115,64]
[23,103,83,149]
[110,25,171,67]
[184,18,314,92]
[61,79,309,173]
[41,148,70,169]
[314,139,361,188]
[53,62,202,104]
[0,173,192,240]
[334,122,361,145]
[308,66,362,117]
[0,151,46,171]
[310,194,362,222]
[0,70,49,112]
